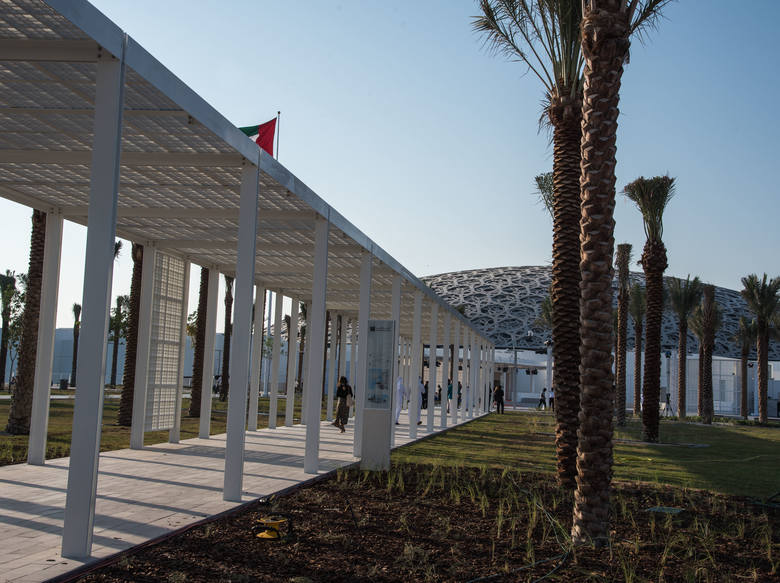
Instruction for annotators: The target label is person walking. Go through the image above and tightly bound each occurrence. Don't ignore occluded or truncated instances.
[537,387,547,411]
[394,376,407,425]
[446,379,453,413]
[493,384,505,414]
[334,376,353,433]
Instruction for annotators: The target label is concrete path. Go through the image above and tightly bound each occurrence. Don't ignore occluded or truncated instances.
[0,406,480,583]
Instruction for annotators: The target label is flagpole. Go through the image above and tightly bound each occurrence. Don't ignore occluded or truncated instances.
[275,111,280,160]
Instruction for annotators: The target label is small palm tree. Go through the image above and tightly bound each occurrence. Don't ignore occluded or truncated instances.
[533,172,554,219]
[70,303,81,387]
[740,274,780,423]
[297,301,307,392]
[624,175,675,443]
[219,275,234,402]
[698,285,721,424]
[668,275,702,418]
[474,0,584,489]
[688,305,705,416]
[615,244,631,426]
[731,316,756,419]
[534,293,553,331]
[189,267,210,417]
[109,295,129,388]
[0,271,16,390]
[628,284,646,417]
[119,243,144,426]
[6,210,46,435]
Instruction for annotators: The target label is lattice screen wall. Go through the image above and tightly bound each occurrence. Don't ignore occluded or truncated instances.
[144,252,186,432]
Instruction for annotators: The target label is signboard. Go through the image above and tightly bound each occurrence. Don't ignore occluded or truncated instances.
[360,319,395,471]
[144,252,186,432]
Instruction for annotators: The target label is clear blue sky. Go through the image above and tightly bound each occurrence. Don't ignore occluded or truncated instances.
[2,0,778,328]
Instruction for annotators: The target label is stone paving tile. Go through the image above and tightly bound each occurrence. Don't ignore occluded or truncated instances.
[0,408,479,583]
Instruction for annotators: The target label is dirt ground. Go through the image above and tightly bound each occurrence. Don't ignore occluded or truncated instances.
[76,464,779,583]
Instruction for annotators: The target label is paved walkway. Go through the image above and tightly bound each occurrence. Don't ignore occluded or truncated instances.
[0,406,479,583]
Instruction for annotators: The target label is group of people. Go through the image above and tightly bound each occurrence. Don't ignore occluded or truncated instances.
[537,387,554,411]
[394,376,464,425]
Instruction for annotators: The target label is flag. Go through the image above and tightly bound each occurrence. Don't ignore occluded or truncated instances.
[239,118,276,156]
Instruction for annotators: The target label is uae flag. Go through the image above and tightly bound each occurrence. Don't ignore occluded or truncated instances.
[239,118,276,156]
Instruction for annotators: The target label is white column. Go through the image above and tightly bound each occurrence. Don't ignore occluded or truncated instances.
[337,315,348,404]
[353,252,372,457]
[304,217,329,473]
[248,283,266,431]
[465,330,473,419]
[389,275,402,446]
[169,260,190,443]
[427,302,438,432]
[349,319,357,418]
[268,292,283,429]
[300,302,312,425]
[129,245,157,449]
[440,312,450,429]
[451,320,460,425]
[223,163,260,502]
[264,291,273,396]
[326,313,338,422]
[472,338,480,416]
[27,211,63,465]
[285,298,299,427]
[409,291,423,439]
[62,46,126,559]
[198,267,220,438]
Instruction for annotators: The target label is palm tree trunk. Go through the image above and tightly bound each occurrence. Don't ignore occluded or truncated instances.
[757,332,768,424]
[550,106,583,488]
[70,322,79,387]
[189,267,209,417]
[110,313,120,388]
[1,305,10,389]
[697,344,703,416]
[118,243,143,426]
[640,241,667,442]
[633,322,642,416]
[676,322,687,418]
[616,286,628,426]
[740,347,748,419]
[572,3,631,545]
[701,340,713,424]
[219,276,234,402]
[6,210,46,435]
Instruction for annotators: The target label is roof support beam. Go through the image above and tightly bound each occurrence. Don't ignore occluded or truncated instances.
[0,39,101,62]
[0,149,244,167]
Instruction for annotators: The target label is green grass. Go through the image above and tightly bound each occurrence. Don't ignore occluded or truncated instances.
[392,411,780,499]
[0,392,315,466]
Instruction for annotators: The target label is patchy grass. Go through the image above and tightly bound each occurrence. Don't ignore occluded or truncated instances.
[394,411,780,499]
[0,394,318,466]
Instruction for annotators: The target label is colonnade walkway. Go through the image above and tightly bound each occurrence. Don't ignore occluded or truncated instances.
[0,406,483,583]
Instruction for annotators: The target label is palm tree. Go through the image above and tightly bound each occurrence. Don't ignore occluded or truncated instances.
[119,243,144,426]
[534,293,553,331]
[573,0,671,545]
[628,284,646,417]
[731,316,756,420]
[615,244,631,426]
[668,275,702,419]
[6,210,46,435]
[698,285,721,424]
[69,303,81,387]
[109,295,129,388]
[475,0,584,489]
[688,305,705,417]
[533,172,554,218]
[623,175,675,442]
[0,271,16,390]
[189,267,209,417]
[297,301,307,392]
[740,274,780,424]
[219,275,234,402]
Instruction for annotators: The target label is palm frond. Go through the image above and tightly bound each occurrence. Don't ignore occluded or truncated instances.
[628,283,646,323]
[622,175,676,242]
[533,171,554,219]
[740,273,780,331]
[731,316,757,354]
[627,0,675,43]
[667,275,702,321]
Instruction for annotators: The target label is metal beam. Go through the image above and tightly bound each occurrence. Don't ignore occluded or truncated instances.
[0,39,101,62]
[0,149,244,167]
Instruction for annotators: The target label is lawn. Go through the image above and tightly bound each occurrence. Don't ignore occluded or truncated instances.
[395,411,780,499]
[0,391,312,466]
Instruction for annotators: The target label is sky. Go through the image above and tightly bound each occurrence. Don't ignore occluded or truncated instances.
[2,0,779,329]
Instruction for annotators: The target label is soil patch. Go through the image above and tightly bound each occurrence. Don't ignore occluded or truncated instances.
[75,464,779,582]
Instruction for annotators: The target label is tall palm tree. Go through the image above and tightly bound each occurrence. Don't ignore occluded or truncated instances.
[628,284,646,417]
[668,275,702,419]
[698,285,721,424]
[740,273,780,424]
[6,209,46,435]
[615,244,631,426]
[688,305,705,417]
[731,316,756,420]
[69,303,81,387]
[475,0,584,489]
[119,243,144,426]
[109,295,129,388]
[573,0,671,545]
[0,271,16,390]
[189,267,209,417]
[219,275,234,402]
[623,175,675,442]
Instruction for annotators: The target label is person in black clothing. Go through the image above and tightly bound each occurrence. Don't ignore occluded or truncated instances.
[493,384,505,414]
[333,376,353,433]
[457,381,462,408]
[422,381,429,409]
